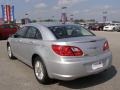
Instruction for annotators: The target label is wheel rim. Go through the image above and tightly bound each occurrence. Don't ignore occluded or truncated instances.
[8,46,12,58]
[35,61,44,80]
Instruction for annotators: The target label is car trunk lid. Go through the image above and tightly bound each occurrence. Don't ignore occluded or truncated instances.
[54,36,106,57]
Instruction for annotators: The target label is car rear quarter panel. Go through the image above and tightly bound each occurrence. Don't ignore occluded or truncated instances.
[33,39,112,79]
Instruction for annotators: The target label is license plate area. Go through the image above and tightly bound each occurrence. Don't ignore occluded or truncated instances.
[88,49,101,56]
[92,61,103,70]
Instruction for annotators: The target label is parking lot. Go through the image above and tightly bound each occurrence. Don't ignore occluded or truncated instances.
[0,31,120,90]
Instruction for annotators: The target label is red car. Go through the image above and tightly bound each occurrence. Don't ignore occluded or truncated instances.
[0,24,19,40]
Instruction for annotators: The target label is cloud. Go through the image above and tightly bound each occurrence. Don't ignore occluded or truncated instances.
[58,0,78,6]
[53,0,87,11]
[34,3,47,9]
[83,9,90,13]
[104,5,111,9]
[103,5,111,9]
[58,0,86,6]
[73,10,79,14]
[25,0,30,3]
[53,6,60,10]
[94,5,112,11]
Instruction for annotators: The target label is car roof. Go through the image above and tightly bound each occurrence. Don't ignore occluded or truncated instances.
[23,22,78,27]
[21,22,80,41]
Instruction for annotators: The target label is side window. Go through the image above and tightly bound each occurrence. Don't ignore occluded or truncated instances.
[15,26,28,38]
[25,26,42,39]
[25,27,37,39]
[35,29,42,39]
[0,25,9,29]
[9,24,16,29]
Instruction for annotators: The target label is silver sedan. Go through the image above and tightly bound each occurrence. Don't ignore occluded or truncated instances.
[7,23,112,84]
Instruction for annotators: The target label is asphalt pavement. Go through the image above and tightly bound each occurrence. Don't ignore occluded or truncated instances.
[0,31,119,90]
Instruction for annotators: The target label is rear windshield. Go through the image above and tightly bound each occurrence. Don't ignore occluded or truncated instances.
[48,25,94,39]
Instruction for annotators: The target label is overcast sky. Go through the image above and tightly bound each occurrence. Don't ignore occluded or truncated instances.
[0,0,120,21]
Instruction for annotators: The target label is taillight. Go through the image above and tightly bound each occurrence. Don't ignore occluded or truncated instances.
[103,41,109,51]
[52,45,84,56]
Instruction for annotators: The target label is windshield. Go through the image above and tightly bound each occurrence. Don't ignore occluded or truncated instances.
[48,25,95,39]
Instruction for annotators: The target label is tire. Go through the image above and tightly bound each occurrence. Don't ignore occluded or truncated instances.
[7,44,16,59]
[112,28,115,32]
[118,30,120,32]
[33,56,51,84]
[117,28,120,32]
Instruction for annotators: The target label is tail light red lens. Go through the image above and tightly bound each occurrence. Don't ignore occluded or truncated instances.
[103,41,109,51]
[52,45,84,56]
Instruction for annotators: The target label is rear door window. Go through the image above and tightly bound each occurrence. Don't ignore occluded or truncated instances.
[15,26,28,38]
[25,26,42,39]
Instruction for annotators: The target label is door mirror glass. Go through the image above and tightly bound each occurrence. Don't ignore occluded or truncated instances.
[14,34,20,38]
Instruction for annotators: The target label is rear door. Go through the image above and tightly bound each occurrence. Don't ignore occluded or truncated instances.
[18,26,42,65]
[10,26,28,57]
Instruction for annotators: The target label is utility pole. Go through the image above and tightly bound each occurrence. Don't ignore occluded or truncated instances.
[103,11,108,23]
[61,6,67,24]
[70,14,74,22]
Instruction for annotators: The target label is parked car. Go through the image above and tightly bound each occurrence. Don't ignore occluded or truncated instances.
[88,23,105,31]
[88,23,97,31]
[117,28,120,32]
[117,25,120,32]
[80,23,89,29]
[97,23,106,31]
[7,23,112,84]
[103,23,120,31]
[0,24,19,40]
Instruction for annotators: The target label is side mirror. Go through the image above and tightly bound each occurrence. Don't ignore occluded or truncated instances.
[14,34,20,38]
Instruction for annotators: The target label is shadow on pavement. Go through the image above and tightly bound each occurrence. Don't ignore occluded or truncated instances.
[0,39,7,41]
[58,66,117,89]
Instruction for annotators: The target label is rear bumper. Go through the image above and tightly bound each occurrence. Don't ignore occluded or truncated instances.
[103,28,113,31]
[48,52,112,80]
